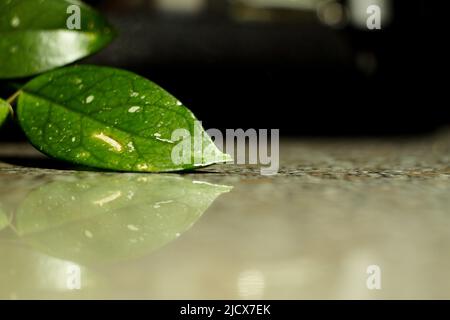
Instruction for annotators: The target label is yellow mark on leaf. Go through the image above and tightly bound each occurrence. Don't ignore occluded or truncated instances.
[94,133,123,152]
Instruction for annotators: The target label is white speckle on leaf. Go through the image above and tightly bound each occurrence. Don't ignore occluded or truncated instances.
[127,225,139,232]
[86,95,95,104]
[11,16,20,27]
[176,101,182,106]
[153,133,161,137]
[84,230,93,238]
[137,163,149,170]
[127,141,135,152]
[93,133,123,152]
[156,137,174,144]
[130,91,139,97]
[128,106,141,113]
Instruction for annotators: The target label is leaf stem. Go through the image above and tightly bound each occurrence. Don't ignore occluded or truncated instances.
[5,90,22,117]
[6,90,21,105]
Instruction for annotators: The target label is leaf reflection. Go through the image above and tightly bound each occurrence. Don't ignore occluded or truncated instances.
[2,173,231,265]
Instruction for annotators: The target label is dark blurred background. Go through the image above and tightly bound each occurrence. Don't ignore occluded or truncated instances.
[1,0,447,139]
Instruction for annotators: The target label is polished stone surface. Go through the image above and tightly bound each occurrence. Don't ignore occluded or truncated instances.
[0,130,449,299]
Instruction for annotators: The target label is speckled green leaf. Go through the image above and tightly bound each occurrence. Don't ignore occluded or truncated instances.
[0,0,115,78]
[14,173,232,264]
[0,98,11,128]
[17,65,231,172]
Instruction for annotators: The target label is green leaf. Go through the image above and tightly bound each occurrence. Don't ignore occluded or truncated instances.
[14,173,232,264]
[0,98,11,128]
[17,65,232,172]
[0,0,115,78]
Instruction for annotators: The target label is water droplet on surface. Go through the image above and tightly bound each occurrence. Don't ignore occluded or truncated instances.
[76,151,90,159]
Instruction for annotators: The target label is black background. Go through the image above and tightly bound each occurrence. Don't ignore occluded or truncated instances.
[1,0,447,140]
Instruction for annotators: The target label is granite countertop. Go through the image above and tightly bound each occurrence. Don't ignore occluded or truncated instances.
[0,129,449,299]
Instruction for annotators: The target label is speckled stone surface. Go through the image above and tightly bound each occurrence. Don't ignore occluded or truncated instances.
[0,130,449,299]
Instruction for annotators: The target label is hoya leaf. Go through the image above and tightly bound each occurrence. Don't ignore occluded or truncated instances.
[0,0,115,78]
[0,98,12,128]
[15,173,232,264]
[17,65,231,172]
